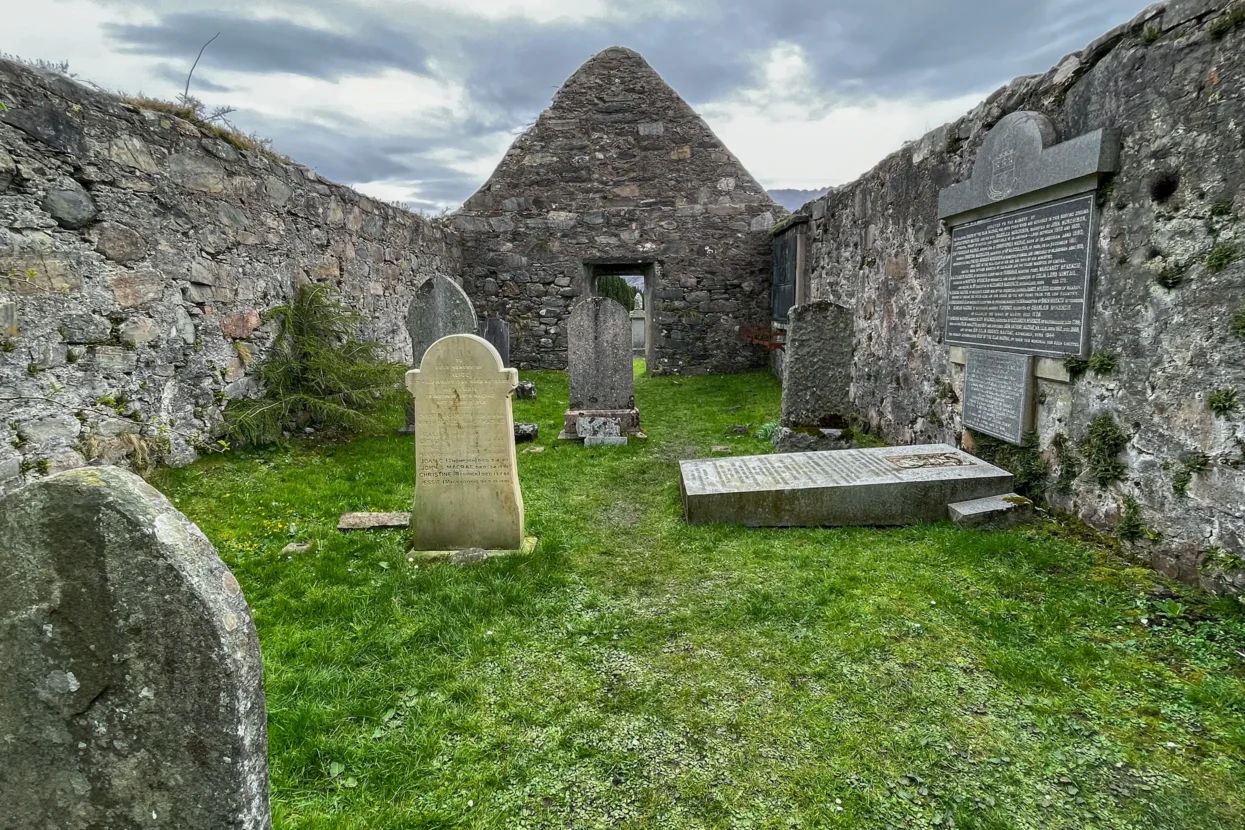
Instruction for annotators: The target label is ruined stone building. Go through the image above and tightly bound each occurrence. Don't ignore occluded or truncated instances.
[454,47,780,374]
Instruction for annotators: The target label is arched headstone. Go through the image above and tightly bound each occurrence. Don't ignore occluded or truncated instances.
[402,275,478,433]
[406,335,524,551]
[0,467,270,830]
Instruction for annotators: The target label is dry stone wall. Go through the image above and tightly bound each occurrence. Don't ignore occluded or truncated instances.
[0,59,461,494]
[455,47,779,374]
[793,0,1245,590]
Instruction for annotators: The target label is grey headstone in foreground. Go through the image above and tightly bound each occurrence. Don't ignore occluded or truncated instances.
[568,296,634,411]
[406,274,477,366]
[962,349,1035,444]
[781,300,853,429]
[0,467,270,830]
[679,444,1012,527]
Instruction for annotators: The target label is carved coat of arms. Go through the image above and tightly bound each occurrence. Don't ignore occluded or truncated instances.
[987,147,1018,201]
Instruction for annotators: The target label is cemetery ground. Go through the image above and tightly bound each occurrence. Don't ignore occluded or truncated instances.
[152,366,1245,830]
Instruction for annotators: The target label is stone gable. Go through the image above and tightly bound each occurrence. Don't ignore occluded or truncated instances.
[455,46,781,374]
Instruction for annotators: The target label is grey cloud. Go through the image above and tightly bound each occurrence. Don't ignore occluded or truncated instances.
[103,12,431,80]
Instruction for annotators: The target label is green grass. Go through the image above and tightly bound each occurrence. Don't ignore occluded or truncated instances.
[152,367,1245,829]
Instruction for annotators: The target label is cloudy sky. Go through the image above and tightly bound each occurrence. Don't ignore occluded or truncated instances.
[9,0,1150,211]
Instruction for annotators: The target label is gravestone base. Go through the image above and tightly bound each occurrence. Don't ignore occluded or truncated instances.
[948,493,1035,528]
[679,444,1012,527]
[585,436,628,447]
[410,536,538,564]
[772,426,855,454]
[558,408,641,440]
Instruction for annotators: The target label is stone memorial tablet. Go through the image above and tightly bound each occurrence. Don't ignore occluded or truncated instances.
[962,349,1034,444]
[679,444,1012,527]
[406,334,524,551]
[946,193,1096,357]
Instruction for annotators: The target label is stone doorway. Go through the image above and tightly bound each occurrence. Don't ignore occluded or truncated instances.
[582,260,658,370]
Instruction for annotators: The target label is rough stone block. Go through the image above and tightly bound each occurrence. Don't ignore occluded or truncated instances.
[773,427,855,454]
[0,467,269,829]
[514,422,539,443]
[576,416,621,438]
[559,408,640,439]
[515,380,537,400]
[948,493,1036,528]
[680,444,1013,527]
[338,512,411,531]
[585,436,628,447]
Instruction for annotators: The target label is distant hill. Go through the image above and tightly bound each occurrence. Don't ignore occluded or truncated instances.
[768,187,831,211]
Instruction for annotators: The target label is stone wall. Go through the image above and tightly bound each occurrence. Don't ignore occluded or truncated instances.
[792,0,1245,589]
[0,59,461,494]
[455,47,779,374]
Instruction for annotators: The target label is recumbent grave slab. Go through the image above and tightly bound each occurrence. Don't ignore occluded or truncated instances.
[679,444,1012,527]
[0,467,270,830]
[406,334,524,551]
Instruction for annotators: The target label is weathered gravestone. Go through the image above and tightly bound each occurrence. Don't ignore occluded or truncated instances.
[0,467,269,830]
[938,111,1120,445]
[402,274,478,434]
[679,444,1012,527]
[406,334,524,551]
[559,296,640,439]
[478,317,511,368]
[630,293,646,355]
[774,300,854,453]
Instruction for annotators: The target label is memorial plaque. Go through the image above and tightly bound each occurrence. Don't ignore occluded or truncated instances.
[406,334,524,551]
[679,444,1012,527]
[946,193,1096,357]
[962,349,1034,444]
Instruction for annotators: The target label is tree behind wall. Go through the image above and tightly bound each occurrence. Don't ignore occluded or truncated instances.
[595,275,636,312]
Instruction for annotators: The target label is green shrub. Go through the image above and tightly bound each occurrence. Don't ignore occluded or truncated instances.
[1063,355,1089,379]
[1140,26,1161,46]
[595,275,637,312]
[1209,7,1245,39]
[223,285,396,446]
[1206,243,1238,274]
[1116,496,1148,542]
[967,430,1048,502]
[1208,388,1239,417]
[1080,415,1129,487]
[1231,306,1245,338]
[1088,351,1117,376]
[1172,451,1210,497]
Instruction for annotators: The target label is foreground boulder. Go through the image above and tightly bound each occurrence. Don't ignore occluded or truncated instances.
[0,467,270,829]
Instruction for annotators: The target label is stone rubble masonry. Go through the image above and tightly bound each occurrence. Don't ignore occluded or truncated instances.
[454,46,782,374]
[0,58,461,495]
[786,0,1245,590]
[0,466,269,830]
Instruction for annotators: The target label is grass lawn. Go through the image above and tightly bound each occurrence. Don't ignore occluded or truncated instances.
[152,366,1245,829]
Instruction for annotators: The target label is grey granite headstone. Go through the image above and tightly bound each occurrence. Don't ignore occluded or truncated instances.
[403,275,478,433]
[406,274,477,367]
[962,349,1035,444]
[568,297,634,411]
[780,300,854,429]
[679,444,1012,527]
[478,317,511,368]
[0,467,270,830]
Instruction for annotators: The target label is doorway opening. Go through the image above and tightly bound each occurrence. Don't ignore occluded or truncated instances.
[582,260,658,373]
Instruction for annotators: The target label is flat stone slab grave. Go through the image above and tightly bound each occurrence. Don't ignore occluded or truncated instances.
[679,444,1013,527]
